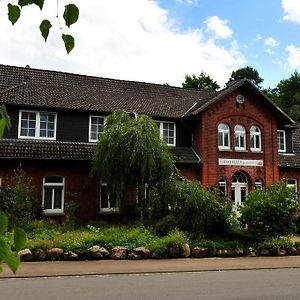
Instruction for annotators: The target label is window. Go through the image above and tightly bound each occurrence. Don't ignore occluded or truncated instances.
[287,179,297,192]
[277,130,286,152]
[250,126,262,151]
[218,123,230,150]
[43,176,64,215]
[19,110,56,140]
[234,125,246,151]
[158,121,176,146]
[100,182,119,212]
[218,178,227,196]
[89,116,105,142]
[255,178,263,190]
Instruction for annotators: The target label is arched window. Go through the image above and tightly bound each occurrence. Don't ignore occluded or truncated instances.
[218,177,227,196]
[250,126,261,151]
[234,125,246,150]
[218,123,230,150]
[255,178,263,190]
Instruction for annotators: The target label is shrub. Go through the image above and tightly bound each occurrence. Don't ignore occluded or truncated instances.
[240,181,300,241]
[147,176,232,235]
[256,236,294,252]
[0,168,41,228]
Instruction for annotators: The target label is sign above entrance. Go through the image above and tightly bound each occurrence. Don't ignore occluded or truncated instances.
[219,158,264,167]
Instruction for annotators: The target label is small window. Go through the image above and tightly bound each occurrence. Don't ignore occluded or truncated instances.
[218,123,230,150]
[255,178,263,190]
[158,121,176,146]
[100,182,119,213]
[234,125,246,151]
[250,126,262,152]
[218,177,227,196]
[287,179,297,192]
[89,116,105,142]
[19,110,56,140]
[277,130,286,152]
[43,176,64,215]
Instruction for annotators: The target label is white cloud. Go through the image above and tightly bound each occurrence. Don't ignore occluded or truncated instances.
[204,16,233,40]
[176,0,198,5]
[0,0,244,87]
[265,37,279,48]
[256,34,263,40]
[282,0,300,24]
[286,45,300,68]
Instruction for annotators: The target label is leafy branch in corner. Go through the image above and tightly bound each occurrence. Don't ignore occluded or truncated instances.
[6,0,79,53]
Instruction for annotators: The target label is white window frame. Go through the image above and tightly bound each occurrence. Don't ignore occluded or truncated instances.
[218,177,227,196]
[100,182,119,213]
[255,178,263,190]
[234,124,246,151]
[250,125,262,152]
[277,130,286,152]
[18,110,57,140]
[287,179,298,192]
[42,176,64,215]
[158,121,176,146]
[89,115,106,143]
[218,123,230,150]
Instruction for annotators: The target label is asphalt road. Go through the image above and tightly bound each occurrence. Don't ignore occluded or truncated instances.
[1,268,300,300]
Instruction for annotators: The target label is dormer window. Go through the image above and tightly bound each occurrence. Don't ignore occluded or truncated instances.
[277,130,286,152]
[18,110,56,140]
[158,121,176,146]
[89,116,105,142]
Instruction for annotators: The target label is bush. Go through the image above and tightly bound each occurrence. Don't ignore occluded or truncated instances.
[0,168,41,228]
[147,177,232,235]
[240,181,300,241]
[256,236,294,252]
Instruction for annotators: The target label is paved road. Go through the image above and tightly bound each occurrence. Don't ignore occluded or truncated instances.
[1,269,300,300]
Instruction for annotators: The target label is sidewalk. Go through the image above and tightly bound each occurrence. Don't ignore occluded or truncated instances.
[2,256,300,278]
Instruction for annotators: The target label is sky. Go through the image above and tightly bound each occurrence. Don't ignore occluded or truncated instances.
[0,0,300,89]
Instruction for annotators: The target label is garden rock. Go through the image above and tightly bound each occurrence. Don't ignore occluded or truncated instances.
[48,248,64,260]
[234,246,244,256]
[180,243,190,258]
[247,247,257,257]
[130,247,150,259]
[207,247,217,257]
[217,249,233,257]
[63,251,79,261]
[287,246,298,256]
[275,248,286,256]
[86,246,110,259]
[18,249,33,262]
[33,248,46,261]
[151,252,163,259]
[170,245,180,258]
[111,246,127,260]
[192,247,208,258]
[259,249,271,256]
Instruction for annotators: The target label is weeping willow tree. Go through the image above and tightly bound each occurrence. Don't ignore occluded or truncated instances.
[92,111,175,218]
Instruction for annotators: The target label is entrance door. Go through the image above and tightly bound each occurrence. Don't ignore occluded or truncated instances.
[231,172,248,206]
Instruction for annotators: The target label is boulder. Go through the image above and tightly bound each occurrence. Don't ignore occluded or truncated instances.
[169,245,180,258]
[192,247,208,258]
[234,246,244,256]
[86,246,109,260]
[63,251,79,261]
[207,247,217,257]
[217,249,234,257]
[18,248,33,262]
[48,248,64,261]
[275,248,287,256]
[151,252,163,259]
[111,246,127,260]
[259,249,271,256]
[247,247,257,257]
[33,248,46,261]
[130,247,151,259]
[287,246,298,256]
[180,243,191,258]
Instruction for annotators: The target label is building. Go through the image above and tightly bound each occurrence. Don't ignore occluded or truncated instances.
[0,64,299,223]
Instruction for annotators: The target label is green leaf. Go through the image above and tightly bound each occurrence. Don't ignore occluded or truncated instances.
[40,19,52,41]
[0,120,5,139]
[33,0,45,10]
[0,239,10,260]
[63,4,79,27]
[5,252,20,274]
[18,0,32,7]
[7,4,21,25]
[62,34,75,54]
[0,211,8,235]
[14,228,26,252]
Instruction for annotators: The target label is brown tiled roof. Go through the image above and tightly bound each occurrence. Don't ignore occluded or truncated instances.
[279,126,300,168]
[0,64,217,119]
[0,139,201,164]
